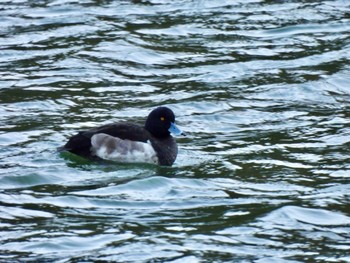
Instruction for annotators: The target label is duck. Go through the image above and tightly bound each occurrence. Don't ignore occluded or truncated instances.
[59,106,184,166]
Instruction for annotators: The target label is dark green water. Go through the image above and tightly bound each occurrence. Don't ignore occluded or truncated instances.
[1,0,350,262]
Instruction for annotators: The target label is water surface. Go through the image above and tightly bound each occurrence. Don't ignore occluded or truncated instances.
[0,0,350,262]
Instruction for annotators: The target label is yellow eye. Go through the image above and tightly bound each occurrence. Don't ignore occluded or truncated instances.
[160,117,165,121]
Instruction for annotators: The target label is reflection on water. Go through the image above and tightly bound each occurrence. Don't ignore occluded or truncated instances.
[0,0,349,262]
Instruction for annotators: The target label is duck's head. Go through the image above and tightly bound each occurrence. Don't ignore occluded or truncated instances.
[145,107,184,138]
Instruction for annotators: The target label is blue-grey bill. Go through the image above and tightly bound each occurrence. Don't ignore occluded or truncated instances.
[169,122,185,136]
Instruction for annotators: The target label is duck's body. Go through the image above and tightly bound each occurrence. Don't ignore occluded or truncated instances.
[60,107,183,166]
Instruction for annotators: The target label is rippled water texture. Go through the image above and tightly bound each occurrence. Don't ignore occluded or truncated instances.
[1,0,350,262]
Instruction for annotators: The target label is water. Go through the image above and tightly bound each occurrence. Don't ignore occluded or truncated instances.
[0,0,349,262]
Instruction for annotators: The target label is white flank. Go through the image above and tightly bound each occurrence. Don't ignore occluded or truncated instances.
[91,133,158,164]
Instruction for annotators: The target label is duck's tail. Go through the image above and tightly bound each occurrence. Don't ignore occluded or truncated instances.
[58,132,92,157]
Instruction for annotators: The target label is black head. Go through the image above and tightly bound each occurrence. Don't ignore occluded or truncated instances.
[145,107,182,138]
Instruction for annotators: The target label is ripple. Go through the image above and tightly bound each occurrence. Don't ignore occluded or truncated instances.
[0,206,53,220]
[257,205,350,227]
[72,176,229,200]
[0,233,133,255]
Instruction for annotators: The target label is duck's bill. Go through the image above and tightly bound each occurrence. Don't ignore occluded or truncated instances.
[169,122,186,136]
